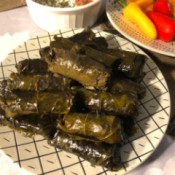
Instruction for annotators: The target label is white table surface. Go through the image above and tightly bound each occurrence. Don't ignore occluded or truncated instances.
[0,6,175,175]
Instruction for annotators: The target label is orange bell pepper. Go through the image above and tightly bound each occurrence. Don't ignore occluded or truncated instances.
[127,0,154,9]
[169,0,175,18]
[145,3,154,12]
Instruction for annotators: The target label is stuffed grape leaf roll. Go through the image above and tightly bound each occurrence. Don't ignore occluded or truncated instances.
[16,59,48,75]
[0,83,75,118]
[0,114,58,139]
[7,72,73,92]
[57,113,123,144]
[49,130,122,171]
[43,47,110,90]
[69,28,96,43]
[108,77,146,99]
[76,89,139,116]
[57,27,108,49]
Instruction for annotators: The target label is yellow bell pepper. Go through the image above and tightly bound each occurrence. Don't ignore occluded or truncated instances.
[122,2,157,39]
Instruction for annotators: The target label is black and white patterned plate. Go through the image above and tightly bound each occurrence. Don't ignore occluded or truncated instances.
[0,29,171,175]
[106,0,175,57]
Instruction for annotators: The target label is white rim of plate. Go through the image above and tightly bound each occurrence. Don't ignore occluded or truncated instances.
[106,0,175,57]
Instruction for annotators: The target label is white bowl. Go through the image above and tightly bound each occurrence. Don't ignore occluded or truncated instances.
[26,0,106,31]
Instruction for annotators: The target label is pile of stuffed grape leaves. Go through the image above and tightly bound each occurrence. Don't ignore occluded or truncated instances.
[0,28,147,171]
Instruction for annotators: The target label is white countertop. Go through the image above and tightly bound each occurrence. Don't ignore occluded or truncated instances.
[0,6,175,175]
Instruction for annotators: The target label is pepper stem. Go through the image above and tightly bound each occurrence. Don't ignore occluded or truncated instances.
[116,0,127,8]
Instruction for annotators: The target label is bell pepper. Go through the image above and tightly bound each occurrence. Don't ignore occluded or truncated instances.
[119,2,157,39]
[169,0,175,18]
[153,0,172,16]
[145,4,154,12]
[147,11,175,41]
[127,0,154,10]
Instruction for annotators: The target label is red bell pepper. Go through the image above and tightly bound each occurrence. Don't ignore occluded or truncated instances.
[153,0,172,16]
[147,11,175,42]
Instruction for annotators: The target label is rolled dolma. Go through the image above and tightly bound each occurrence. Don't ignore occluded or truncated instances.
[108,78,146,99]
[7,72,73,92]
[49,130,122,171]
[0,114,57,139]
[43,47,110,90]
[57,113,123,144]
[112,52,146,79]
[68,28,108,49]
[16,59,48,75]
[0,87,75,118]
[69,28,96,43]
[53,28,107,49]
[85,47,146,80]
[77,89,139,116]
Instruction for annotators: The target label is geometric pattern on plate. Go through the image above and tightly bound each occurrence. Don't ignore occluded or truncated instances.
[0,29,171,175]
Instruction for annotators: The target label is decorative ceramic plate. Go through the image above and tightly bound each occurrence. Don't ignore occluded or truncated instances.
[106,0,175,57]
[0,29,171,175]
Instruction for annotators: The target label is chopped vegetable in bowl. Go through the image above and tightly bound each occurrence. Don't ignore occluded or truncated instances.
[33,0,93,7]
